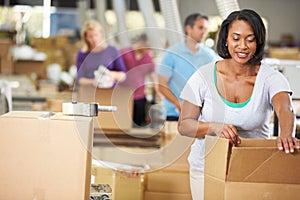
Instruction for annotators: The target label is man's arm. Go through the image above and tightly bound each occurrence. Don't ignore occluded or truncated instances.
[158,75,181,112]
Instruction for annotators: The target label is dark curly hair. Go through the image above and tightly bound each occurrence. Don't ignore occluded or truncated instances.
[216,9,266,65]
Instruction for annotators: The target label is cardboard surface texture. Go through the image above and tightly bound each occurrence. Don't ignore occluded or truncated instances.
[14,59,46,79]
[92,165,144,200]
[78,85,133,131]
[0,111,93,200]
[204,135,300,200]
[144,191,192,200]
[0,39,12,58]
[145,170,190,193]
[143,139,192,199]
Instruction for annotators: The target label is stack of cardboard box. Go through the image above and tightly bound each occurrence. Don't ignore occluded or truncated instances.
[144,123,193,200]
[144,148,192,200]
[30,36,80,72]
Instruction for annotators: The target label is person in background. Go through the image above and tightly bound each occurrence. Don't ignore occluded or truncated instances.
[76,19,126,87]
[177,9,300,200]
[120,33,156,127]
[157,13,218,122]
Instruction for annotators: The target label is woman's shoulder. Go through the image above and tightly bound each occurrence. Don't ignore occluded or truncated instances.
[257,63,289,84]
[77,49,89,58]
[189,62,215,84]
[77,48,87,54]
[198,61,215,73]
[106,44,119,51]
[120,46,132,53]
[104,45,122,55]
[259,63,282,76]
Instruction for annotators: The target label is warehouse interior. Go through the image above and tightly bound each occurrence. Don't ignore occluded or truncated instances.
[0,0,300,199]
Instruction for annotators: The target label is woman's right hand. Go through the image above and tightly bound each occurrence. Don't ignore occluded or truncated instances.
[213,123,241,145]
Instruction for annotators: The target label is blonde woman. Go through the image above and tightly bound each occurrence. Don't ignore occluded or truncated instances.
[76,19,126,87]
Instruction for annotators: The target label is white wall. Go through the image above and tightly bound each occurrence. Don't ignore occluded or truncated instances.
[178,0,300,42]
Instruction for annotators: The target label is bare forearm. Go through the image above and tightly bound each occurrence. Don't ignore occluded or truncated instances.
[110,71,126,82]
[79,77,95,86]
[158,85,180,108]
[178,100,240,144]
[272,92,299,153]
[278,108,295,137]
[178,118,219,138]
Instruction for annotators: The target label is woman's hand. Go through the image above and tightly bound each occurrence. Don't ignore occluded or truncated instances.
[272,92,300,153]
[276,134,300,153]
[110,71,126,82]
[213,123,241,145]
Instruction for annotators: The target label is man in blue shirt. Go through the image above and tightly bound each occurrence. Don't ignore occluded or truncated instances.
[158,13,218,121]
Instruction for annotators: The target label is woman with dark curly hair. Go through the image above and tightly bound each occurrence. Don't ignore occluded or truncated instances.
[178,9,299,200]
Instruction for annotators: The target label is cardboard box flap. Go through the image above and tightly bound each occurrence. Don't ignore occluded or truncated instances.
[237,138,277,147]
[1,111,91,122]
[227,147,300,184]
[205,135,230,180]
[1,111,93,153]
[1,111,49,119]
[51,112,93,123]
[204,175,226,200]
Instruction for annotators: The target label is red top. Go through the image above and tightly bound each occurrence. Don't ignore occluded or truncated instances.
[120,47,155,100]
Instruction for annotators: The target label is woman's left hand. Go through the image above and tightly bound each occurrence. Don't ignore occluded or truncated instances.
[272,92,300,153]
[276,134,300,153]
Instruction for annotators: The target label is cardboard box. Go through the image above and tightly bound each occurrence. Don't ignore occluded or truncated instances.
[78,85,134,131]
[46,98,64,112]
[0,111,93,200]
[0,55,13,74]
[92,164,144,200]
[204,135,300,200]
[145,170,190,193]
[38,80,58,95]
[14,59,46,79]
[163,145,190,172]
[269,47,300,60]
[0,39,12,58]
[144,191,192,200]
[92,165,114,187]
[143,138,192,199]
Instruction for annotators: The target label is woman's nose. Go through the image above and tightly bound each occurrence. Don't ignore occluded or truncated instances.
[239,40,247,49]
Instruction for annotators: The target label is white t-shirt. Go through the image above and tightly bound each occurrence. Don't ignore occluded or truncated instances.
[180,62,292,172]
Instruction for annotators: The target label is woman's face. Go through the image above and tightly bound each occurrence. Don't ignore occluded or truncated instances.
[85,28,103,50]
[226,20,257,65]
[135,40,151,55]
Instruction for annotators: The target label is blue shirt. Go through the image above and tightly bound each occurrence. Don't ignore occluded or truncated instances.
[158,41,217,117]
